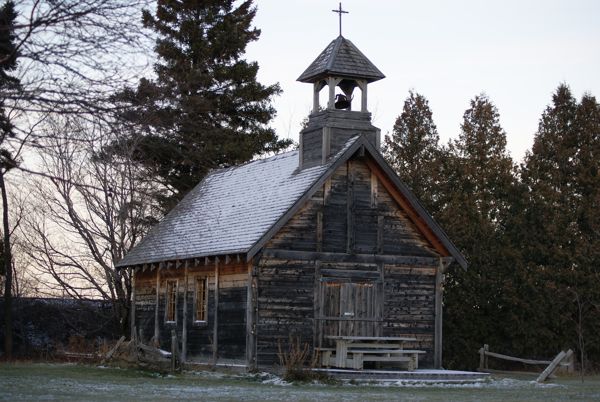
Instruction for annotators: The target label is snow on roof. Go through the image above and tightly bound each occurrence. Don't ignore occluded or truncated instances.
[117,135,468,270]
[116,142,354,267]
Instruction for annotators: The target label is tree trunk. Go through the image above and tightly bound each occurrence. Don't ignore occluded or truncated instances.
[1,170,13,359]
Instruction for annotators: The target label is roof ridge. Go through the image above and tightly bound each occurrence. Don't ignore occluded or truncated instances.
[325,36,344,72]
[208,149,297,176]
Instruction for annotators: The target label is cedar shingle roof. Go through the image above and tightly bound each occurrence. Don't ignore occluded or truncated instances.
[116,135,468,270]
[297,36,385,83]
[116,138,360,267]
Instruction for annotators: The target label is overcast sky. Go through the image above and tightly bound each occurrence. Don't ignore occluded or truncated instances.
[245,0,600,162]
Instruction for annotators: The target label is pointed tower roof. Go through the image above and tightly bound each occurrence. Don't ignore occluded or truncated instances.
[297,36,385,83]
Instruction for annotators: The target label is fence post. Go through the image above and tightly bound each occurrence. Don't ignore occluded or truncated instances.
[484,344,489,370]
[171,330,178,372]
[537,350,567,383]
[566,349,575,374]
[479,346,485,371]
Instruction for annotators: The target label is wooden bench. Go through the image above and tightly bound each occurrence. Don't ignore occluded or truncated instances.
[322,336,424,370]
[345,343,404,349]
[314,347,336,367]
[346,349,426,370]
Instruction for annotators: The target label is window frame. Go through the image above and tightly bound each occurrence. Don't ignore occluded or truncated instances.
[193,275,209,324]
[164,279,178,324]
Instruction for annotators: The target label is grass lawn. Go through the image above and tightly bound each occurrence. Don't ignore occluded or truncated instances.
[1,362,599,401]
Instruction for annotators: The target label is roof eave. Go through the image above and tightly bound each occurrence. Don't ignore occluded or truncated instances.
[361,141,468,270]
[297,70,385,84]
[116,249,250,270]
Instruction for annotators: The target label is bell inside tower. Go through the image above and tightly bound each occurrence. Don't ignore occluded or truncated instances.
[312,77,368,113]
[296,34,384,168]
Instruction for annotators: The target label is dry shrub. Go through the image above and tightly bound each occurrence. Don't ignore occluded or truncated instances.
[97,338,113,356]
[48,335,103,362]
[66,335,90,354]
[277,335,324,382]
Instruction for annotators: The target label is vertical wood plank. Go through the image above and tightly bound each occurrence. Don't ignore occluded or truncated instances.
[370,171,378,208]
[130,268,136,339]
[171,330,177,372]
[314,260,322,349]
[313,82,320,112]
[182,262,188,363]
[319,280,325,342]
[316,211,323,252]
[484,343,489,369]
[350,284,356,336]
[346,161,354,254]
[340,284,346,336]
[322,127,331,163]
[378,263,384,337]
[479,346,485,370]
[154,267,160,344]
[327,77,336,109]
[213,258,219,364]
[246,263,257,370]
[434,258,444,368]
[324,178,331,205]
[377,215,384,254]
[360,80,368,112]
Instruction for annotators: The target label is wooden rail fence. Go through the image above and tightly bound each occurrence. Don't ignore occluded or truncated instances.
[478,344,575,382]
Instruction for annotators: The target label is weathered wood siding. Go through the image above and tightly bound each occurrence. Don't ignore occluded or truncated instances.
[133,262,247,361]
[266,186,323,251]
[383,264,437,366]
[214,264,248,359]
[266,157,437,256]
[255,258,315,366]
[259,154,441,367]
[131,272,156,344]
[301,129,323,168]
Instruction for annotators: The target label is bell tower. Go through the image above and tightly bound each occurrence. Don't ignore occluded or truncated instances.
[297,35,385,168]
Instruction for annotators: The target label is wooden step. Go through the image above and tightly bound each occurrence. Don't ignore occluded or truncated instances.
[361,355,412,362]
[347,349,424,354]
[346,343,404,349]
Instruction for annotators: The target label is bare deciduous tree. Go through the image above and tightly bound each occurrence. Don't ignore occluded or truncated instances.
[19,116,160,335]
[1,0,152,356]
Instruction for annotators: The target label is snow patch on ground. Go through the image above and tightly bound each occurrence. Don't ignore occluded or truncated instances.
[364,377,564,389]
[245,371,292,386]
[261,376,292,386]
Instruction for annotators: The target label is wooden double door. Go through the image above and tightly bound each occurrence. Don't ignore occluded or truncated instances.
[317,278,383,345]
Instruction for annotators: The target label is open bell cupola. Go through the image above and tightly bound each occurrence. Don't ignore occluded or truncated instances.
[297,35,385,169]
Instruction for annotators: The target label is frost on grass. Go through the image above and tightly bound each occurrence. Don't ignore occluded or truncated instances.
[367,377,565,389]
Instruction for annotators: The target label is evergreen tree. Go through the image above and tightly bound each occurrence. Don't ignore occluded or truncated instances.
[521,85,579,267]
[116,0,291,209]
[439,94,519,368]
[520,84,600,366]
[448,94,514,224]
[382,91,442,210]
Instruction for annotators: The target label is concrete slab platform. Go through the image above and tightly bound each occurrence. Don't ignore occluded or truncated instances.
[313,368,490,383]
